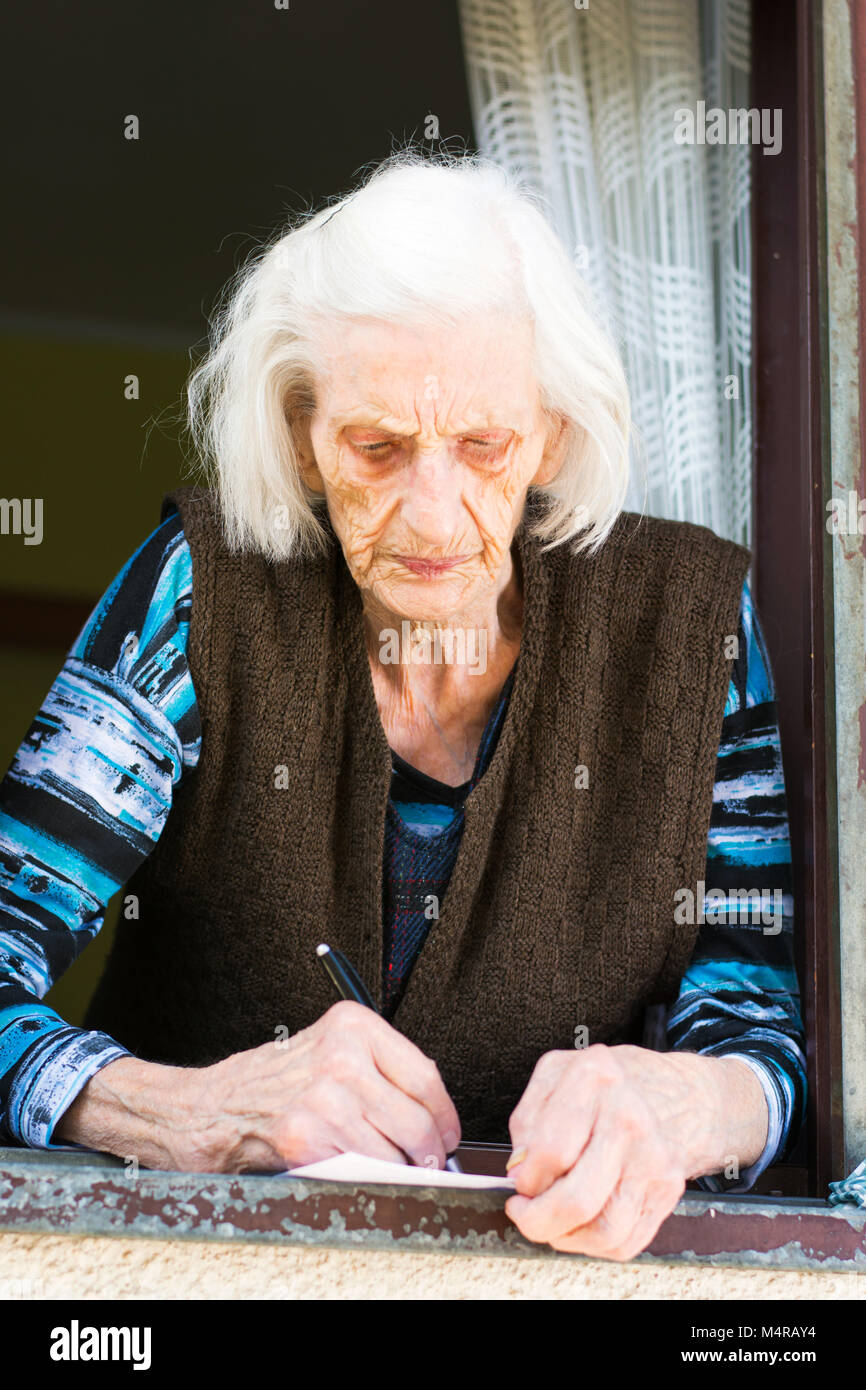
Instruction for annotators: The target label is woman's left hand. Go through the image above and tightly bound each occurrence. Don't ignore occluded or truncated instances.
[504,1044,768,1261]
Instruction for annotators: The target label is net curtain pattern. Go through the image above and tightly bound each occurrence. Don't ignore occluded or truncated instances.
[456,0,752,545]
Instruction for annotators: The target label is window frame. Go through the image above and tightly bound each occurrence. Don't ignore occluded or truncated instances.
[751,0,844,1196]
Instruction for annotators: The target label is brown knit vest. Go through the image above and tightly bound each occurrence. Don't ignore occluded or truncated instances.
[84,484,751,1141]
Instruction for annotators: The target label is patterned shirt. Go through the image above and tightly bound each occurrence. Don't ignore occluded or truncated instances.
[0,506,806,1188]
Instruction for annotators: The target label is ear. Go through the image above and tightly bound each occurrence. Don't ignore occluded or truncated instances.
[531,412,569,487]
[293,411,326,494]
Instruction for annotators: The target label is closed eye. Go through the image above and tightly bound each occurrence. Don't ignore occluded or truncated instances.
[458,435,511,462]
[350,432,511,459]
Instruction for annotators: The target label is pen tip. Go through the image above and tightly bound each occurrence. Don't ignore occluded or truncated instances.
[315,943,330,956]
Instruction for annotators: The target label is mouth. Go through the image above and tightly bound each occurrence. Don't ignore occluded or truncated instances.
[395,555,469,579]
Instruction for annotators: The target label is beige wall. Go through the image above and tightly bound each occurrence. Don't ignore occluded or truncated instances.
[1,1231,864,1300]
[824,0,866,1173]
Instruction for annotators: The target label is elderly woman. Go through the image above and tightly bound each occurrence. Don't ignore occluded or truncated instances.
[0,153,805,1260]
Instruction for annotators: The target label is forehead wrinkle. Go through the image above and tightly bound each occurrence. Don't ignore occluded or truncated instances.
[320,345,539,437]
[430,377,530,437]
[331,408,420,434]
[331,404,530,437]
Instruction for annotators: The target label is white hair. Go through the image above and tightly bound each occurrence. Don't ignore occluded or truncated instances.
[186,149,635,559]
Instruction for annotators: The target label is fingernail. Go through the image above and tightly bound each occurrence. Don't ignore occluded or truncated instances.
[506,1146,528,1171]
[444,1131,460,1152]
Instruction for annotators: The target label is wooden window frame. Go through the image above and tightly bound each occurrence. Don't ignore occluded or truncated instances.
[751,0,844,1197]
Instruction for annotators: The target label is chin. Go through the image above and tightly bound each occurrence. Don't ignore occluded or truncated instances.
[379,575,471,621]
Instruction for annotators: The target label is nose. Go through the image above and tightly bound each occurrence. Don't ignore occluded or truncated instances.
[399,444,464,545]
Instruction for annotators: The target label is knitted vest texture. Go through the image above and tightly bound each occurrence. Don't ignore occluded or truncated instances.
[84,485,751,1140]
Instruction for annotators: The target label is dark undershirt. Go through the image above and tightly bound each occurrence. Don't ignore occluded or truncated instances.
[389,752,472,811]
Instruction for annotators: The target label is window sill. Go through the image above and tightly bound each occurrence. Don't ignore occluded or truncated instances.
[0,1145,863,1274]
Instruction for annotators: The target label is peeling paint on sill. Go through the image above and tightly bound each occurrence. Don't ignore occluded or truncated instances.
[1,1148,864,1274]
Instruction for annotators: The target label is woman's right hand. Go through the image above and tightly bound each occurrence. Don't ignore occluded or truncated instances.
[194,1000,462,1173]
[57,1000,462,1174]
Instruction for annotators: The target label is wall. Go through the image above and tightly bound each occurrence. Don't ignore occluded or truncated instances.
[1,1230,863,1299]
[824,0,866,1171]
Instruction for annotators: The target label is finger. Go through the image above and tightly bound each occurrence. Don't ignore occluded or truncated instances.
[509,1070,601,1196]
[507,1051,568,1147]
[505,1121,627,1245]
[547,1172,646,1257]
[355,1068,452,1168]
[603,1181,684,1261]
[550,1176,682,1261]
[282,1108,410,1168]
[338,1116,415,1166]
[280,1073,420,1166]
[353,1008,461,1147]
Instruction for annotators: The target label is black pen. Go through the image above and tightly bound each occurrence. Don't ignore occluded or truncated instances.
[316,942,463,1174]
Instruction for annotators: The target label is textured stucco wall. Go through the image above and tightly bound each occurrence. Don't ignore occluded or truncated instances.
[1,1232,864,1300]
[824,0,866,1171]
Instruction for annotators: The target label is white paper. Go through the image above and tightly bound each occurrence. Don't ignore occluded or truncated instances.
[280,1150,515,1189]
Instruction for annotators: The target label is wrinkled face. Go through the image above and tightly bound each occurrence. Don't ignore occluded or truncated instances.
[295,313,565,621]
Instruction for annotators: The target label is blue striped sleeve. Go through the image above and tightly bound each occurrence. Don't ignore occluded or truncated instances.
[666,576,807,1192]
[0,507,199,1148]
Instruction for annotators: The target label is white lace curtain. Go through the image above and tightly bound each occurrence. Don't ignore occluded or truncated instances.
[457,0,752,546]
